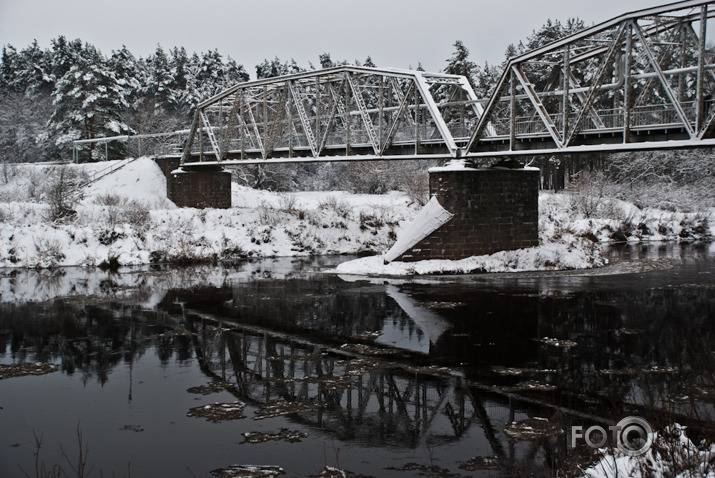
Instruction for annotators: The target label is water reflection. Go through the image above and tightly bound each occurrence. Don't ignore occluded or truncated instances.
[1,244,714,476]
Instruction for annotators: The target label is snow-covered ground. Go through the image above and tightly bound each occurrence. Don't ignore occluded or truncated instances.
[0,158,414,269]
[579,424,715,478]
[0,158,712,272]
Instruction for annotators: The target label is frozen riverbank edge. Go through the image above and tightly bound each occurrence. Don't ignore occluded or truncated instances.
[0,158,713,272]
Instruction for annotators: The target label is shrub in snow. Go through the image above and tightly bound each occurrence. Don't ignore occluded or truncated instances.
[32,237,65,268]
[319,196,352,219]
[277,193,300,215]
[1,161,17,185]
[122,201,151,230]
[45,165,85,222]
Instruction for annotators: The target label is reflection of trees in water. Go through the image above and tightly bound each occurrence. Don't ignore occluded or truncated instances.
[0,298,193,384]
[536,285,715,425]
[409,278,715,431]
[1,266,714,470]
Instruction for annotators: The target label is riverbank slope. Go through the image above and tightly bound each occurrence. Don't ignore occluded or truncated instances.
[0,158,712,272]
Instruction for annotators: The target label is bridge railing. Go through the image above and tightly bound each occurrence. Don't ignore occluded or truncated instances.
[486,99,715,141]
[72,130,190,162]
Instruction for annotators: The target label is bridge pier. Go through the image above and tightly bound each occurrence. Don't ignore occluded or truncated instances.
[169,166,232,209]
[397,165,539,262]
[154,158,231,209]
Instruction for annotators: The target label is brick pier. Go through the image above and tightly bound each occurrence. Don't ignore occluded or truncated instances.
[398,167,539,261]
[153,157,231,209]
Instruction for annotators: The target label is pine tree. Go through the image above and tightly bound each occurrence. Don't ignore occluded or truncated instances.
[256,57,303,79]
[476,61,501,98]
[109,46,141,104]
[319,53,334,69]
[223,57,250,85]
[49,43,132,161]
[49,36,82,86]
[147,45,173,110]
[12,40,53,94]
[0,46,19,91]
[445,41,479,91]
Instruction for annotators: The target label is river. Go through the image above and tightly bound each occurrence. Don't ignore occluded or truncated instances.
[1,243,714,477]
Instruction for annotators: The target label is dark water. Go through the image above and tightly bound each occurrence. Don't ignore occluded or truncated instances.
[1,243,714,477]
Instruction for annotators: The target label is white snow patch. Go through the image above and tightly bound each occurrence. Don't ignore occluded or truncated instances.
[384,196,453,263]
[335,237,604,276]
[0,159,711,272]
[579,424,715,478]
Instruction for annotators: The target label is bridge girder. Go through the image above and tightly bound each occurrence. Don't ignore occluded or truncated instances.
[467,0,715,157]
[181,66,481,165]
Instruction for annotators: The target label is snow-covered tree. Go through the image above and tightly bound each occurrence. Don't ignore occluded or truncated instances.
[9,40,53,94]
[150,45,174,107]
[49,36,82,86]
[109,46,142,104]
[223,57,249,86]
[475,61,501,98]
[49,43,132,161]
[444,41,479,91]
[256,57,304,79]
[319,53,334,69]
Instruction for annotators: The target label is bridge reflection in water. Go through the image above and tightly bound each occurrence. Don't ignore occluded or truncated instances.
[1,250,714,474]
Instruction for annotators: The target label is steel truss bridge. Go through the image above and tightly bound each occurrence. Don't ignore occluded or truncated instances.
[180,0,715,167]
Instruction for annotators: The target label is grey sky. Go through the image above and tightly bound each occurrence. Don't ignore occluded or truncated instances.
[0,0,659,78]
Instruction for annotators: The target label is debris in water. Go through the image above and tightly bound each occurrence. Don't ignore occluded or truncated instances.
[422,301,466,310]
[491,366,556,376]
[340,358,382,376]
[384,463,462,477]
[687,384,715,399]
[210,464,285,477]
[119,424,144,433]
[492,381,557,393]
[187,381,234,395]
[533,337,577,348]
[309,466,375,477]
[339,343,399,356]
[400,364,452,375]
[266,352,323,362]
[339,358,450,377]
[242,429,308,444]
[270,375,351,391]
[599,366,678,375]
[504,417,564,440]
[459,456,501,471]
[187,401,247,422]
[254,399,324,420]
[0,363,59,380]
[612,328,640,336]
[352,331,382,340]
[158,330,198,338]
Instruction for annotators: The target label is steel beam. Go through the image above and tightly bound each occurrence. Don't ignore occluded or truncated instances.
[633,22,695,137]
[512,65,564,148]
[346,73,381,155]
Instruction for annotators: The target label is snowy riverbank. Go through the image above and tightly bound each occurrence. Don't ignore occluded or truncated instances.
[0,158,712,272]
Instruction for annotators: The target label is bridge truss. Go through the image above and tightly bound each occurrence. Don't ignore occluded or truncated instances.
[181,67,481,165]
[181,0,715,166]
[467,0,715,157]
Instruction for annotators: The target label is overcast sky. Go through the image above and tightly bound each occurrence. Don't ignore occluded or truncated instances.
[1,0,661,78]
